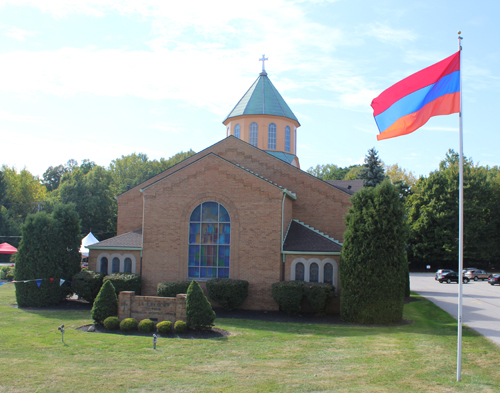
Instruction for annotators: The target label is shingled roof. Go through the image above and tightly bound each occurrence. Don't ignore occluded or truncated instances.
[223,72,299,124]
[283,220,342,253]
[325,179,364,195]
[88,229,142,249]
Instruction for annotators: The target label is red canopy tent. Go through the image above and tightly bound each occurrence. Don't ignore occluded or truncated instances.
[0,242,17,254]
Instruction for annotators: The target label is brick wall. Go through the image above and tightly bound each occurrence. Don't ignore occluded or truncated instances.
[118,291,187,323]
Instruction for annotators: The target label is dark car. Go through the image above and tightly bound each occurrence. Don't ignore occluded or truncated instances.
[438,271,470,284]
[488,275,500,286]
[435,269,454,280]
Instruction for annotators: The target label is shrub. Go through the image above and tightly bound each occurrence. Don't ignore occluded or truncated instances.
[138,319,155,333]
[303,283,335,315]
[72,270,104,304]
[157,281,190,297]
[91,280,118,324]
[206,278,249,310]
[120,318,138,332]
[174,320,187,333]
[340,180,407,324]
[156,321,172,334]
[186,280,215,330]
[103,316,120,330]
[271,281,304,314]
[103,273,142,295]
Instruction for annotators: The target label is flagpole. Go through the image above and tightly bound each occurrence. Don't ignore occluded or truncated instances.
[457,31,464,383]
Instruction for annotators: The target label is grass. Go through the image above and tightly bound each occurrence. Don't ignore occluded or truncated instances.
[0,284,499,392]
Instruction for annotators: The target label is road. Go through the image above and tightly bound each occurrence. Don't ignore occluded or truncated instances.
[410,272,500,346]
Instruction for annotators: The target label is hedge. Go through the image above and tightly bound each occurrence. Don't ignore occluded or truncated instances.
[206,278,249,310]
[103,273,142,295]
[72,270,104,304]
[157,281,190,297]
[272,281,335,315]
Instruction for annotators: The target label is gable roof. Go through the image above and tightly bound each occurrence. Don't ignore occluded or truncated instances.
[283,220,342,253]
[140,152,297,200]
[223,72,299,124]
[88,229,142,250]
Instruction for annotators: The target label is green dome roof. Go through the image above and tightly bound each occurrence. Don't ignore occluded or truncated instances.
[223,72,299,125]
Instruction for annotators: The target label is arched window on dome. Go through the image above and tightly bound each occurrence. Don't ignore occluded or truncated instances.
[294,127,297,154]
[285,126,291,152]
[234,124,240,139]
[268,123,276,149]
[249,123,258,146]
[188,201,230,280]
[100,257,108,274]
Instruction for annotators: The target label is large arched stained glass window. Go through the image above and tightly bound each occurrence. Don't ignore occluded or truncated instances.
[188,201,230,279]
[234,124,240,139]
[285,126,291,152]
[249,122,258,146]
[268,123,276,149]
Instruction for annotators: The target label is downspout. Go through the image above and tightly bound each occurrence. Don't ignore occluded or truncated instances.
[281,191,286,282]
[140,189,145,277]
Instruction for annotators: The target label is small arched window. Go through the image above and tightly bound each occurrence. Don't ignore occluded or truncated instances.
[189,201,231,279]
[124,257,132,273]
[100,257,108,274]
[268,123,276,149]
[295,262,305,281]
[249,123,258,146]
[234,124,240,139]
[112,257,120,273]
[285,126,291,152]
[324,263,333,285]
[310,263,319,283]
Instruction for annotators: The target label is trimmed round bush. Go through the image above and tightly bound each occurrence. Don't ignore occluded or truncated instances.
[206,278,249,310]
[271,281,304,314]
[303,283,335,315]
[120,318,138,332]
[103,273,142,295]
[72,270,104,304]
[157,281,190,297]
[156,321,172,334]
[91,280,118,324]
[174,320,187,333]
[186,280,216,330]
[103,316,120,330]
[138,319,155,333]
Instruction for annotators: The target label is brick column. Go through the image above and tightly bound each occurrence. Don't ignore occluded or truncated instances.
[118,291,135,320]
[175,294,187,322]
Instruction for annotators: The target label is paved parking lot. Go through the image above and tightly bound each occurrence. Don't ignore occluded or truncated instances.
[410,272,500,346]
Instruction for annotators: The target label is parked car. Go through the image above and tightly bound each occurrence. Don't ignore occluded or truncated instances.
[435,269,454,280]
[438,272,470,284]
[488,275,500,286]
[463,269,491,281]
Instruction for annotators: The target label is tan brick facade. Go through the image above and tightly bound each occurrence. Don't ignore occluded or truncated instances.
[92,137,354,312]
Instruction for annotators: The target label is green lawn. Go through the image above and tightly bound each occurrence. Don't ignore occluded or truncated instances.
[0,284,499,392]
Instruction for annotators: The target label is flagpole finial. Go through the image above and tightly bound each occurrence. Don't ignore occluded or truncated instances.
[458,31,461,35]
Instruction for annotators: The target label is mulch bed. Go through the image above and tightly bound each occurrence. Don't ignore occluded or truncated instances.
[15,296,420,338]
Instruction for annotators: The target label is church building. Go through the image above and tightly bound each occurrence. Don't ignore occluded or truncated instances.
[88,58,363,311]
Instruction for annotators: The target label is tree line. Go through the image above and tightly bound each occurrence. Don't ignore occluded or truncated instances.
[0,150,195,261]
[309,148,500,271]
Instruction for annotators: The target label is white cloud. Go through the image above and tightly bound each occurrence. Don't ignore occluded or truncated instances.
[364,23,417,46]
[2,25,38,41]
[0,110,46,123]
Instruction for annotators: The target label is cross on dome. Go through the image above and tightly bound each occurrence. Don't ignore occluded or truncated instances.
[259,54,268,73]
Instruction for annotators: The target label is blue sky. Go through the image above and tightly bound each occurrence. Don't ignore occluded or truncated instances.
[1,0,498,178]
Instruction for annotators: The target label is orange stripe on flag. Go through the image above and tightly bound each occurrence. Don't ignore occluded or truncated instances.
[377,92,460,141]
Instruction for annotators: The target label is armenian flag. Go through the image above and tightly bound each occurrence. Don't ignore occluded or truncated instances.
[372,51,460,141]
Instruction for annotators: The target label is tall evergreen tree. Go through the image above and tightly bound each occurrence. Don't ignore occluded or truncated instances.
[340,180,408,324]
[14,204,81,307]
[186,280,216,330]
[358,148,386,187]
